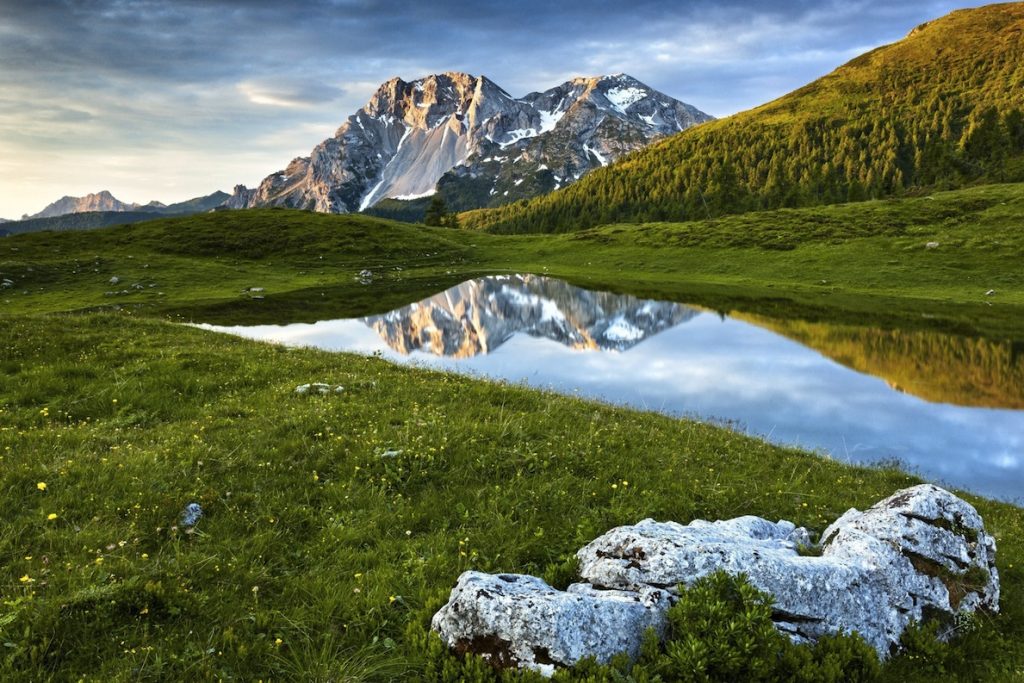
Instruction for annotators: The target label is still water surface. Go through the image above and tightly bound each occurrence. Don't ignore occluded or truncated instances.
[198,275,1024,502]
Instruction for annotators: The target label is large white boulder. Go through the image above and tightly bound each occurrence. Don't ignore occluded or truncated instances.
[577,484,998,656]
[432,484,999,670]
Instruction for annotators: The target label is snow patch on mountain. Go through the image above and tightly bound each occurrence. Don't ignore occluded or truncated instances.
[605,86,648,113]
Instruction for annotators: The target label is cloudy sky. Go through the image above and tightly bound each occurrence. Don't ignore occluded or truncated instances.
[0,0,983,219]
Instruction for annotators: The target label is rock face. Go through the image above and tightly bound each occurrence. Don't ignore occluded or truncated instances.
[225,72,712,214]
[362,274,698,358]
[432,485,999,671]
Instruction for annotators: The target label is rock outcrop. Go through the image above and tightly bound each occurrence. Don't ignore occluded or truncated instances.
[432,484,999,672]
[225,72,712,214]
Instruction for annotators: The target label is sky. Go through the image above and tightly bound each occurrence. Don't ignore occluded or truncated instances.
[0,0,986,219]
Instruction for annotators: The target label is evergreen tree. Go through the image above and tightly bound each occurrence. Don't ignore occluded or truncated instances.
[423,196,447,226]
[442,211,461,230]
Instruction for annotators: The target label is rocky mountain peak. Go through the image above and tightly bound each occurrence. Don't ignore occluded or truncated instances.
[227,72,712,215]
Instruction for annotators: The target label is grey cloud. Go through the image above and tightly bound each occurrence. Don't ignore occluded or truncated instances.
[238,78,346,108]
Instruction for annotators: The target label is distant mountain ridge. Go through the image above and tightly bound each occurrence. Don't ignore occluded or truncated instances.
[3,191,231,235]
[226,72,711,215]
[29,190,141,219]
[25,190,230,221]
[464,3,1024,233]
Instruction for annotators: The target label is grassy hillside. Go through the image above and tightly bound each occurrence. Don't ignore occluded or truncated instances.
[4,184,1023,337]
[2,191,1024,678]
[463,3,1024,233]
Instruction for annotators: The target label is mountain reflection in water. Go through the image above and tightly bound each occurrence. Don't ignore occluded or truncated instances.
[197,275,1024,502]
[362,274,697,357]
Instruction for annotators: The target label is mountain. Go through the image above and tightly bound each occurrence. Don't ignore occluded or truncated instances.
[28,190,140,219]
[3,191,231,235]
[225,72,711,217]
[24,190,230,222]
[464,3,1024,233]
[362,274,698,358]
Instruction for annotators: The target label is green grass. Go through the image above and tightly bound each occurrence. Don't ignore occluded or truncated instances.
[2,313,1022,680]
[1,184,1024,679]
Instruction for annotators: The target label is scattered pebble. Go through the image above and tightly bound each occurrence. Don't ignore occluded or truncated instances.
[180,502,203,527]
[294,383,344,396]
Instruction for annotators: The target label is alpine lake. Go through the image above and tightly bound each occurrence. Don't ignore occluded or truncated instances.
[198,274,1024,503]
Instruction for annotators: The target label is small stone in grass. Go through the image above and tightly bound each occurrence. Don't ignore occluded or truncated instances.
[181,502,203,527]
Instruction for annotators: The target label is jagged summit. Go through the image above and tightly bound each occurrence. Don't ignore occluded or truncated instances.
[226,72,712,214]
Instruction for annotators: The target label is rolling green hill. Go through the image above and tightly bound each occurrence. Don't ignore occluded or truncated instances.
[463,3,1024,233]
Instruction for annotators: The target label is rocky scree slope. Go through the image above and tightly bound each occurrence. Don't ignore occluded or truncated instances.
[225,72,711,214]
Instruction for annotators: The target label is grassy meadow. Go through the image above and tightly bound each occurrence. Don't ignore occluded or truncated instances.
[2,182,1024,680]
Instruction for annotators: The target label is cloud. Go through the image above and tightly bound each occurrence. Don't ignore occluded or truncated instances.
[238,78,345,108]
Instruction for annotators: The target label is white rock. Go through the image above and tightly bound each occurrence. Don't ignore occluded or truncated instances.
[433,485,998,672]
[430,571,670,672]
[925,241,940,249]
[577,484,998,657]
